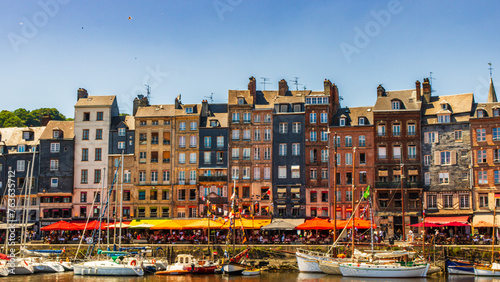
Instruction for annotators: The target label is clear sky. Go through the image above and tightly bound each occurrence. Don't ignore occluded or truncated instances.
[1,0,500,117]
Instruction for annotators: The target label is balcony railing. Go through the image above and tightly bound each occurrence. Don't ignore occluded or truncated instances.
[151,158,158,163]
[138,212,145,218]
[198,175,227,182]
[375,181,423,189]
[150,212,157,218]
[163,140,171,145]
[163,158,170,163]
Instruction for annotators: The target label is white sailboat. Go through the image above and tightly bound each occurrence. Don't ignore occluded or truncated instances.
[339,261,429,278]
[9,258,35,275]
[73,259,144,276]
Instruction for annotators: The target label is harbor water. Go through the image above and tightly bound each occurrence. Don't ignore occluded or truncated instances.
[0,272,491,282]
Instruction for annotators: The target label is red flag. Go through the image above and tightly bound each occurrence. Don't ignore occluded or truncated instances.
[266,189,271,195]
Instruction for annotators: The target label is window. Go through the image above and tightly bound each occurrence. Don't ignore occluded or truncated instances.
[243,148,250,160]
[440,151,451,165]
[138,190,146,200]
[264,167,270,180]
[495,149,500,162]
[51,178,58,188]
[178,171,186,184]
[238,97,245,105]
[438,114,450,123]
[95,148,102,161]
[346,172,352,185]
[378,146,387,159]
[179,122,186,131]
[439,172,449,184]
[359,171,367,184]
[495,109,500,117]
[254,129,260,141]
[232,113,240,123]
[292,122,301,133]
[291,166,300,178]
[391,101,400,110]
[264,147,271,160]
[80,192,87,203]
[320,112,328,123]
[496,170,500,184]
[310,131,317,141]
[83,112,90,121]
[232,167,239,180]
[346,190,352,201]
[424,132,437,143]
[118,128,126,136]
[190,135,197,147]
[321,168,328,180]
[477,128,486,141]
[190,122,197,130]
[279,123,288,134]
[216,151,224,163]
[204,152,211,164]
[292,143,300,156]
[243,130,251,140]
[477,150,487,163]
[310,169,317,179]
[96,129,103,140]
[359,153,366,165]
[52,130,60,138]
[318,131,327,142]
[232,148,239,159]
[479,194,488,208]
[264,129,271,141]
[82,129,89,140]
[393,146,401,160]
[179,153,186,164]
[179,136,186,147]
[151,171,158,183]
[190,170,196,183]
[310,113,317,123]
[339,118,346,126]
[204,136,211,147]
[345,153,352,165]
[96,111,103,121]
[408,145,416,159]
[118,141,125,149]
[243,112,251,123]
[392,124,401,136]
[358,117,365,125]
[254,167,260,180]
[264,114,271,122]
[232,129,240,140]
[50,159,59,171]
[139,171,146,182]
[427,194,437,209]
[243,167,250,179]
[424,155,431,166]
[321,150,328,163]
[124,170,131,183]
[140,121,147,126]
[94,169,101,184]
[377,125,386,136]
[163,170,170,182]
[254,147,260,160]
[50,143,60,153]
[81,170,88,184]
[279,144,287,156]
[407,123,416,135]
[455,130,462,141]
[459,194,470,209]
[278,166,287,179]
[478,171,488,184]
[217,136,224,147]
[358,135,366,147]
[254,114,261,123]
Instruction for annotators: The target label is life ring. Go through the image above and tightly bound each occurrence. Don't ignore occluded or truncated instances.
[130,260,137,266]
[152,259,156,264]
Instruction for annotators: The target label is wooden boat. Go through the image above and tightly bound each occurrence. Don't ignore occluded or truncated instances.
[318,259,343,275]
[242,268,261,276]
[339,262,429,278]
[222,263,245,275]
[446,259,473,275]
[296,249,331,273]
[186,260,218,274]
[156,254,195,275]
[475,263,500,276]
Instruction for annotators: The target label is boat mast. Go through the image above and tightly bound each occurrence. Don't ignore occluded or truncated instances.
[20,161,30,250]
[207,198,211,261]
[400,155,405,242]
[119,151,124,248]
[351,147,356,262]
[422,209,425,261]
[332,132,338,253]
[493,206,496,264]
[24,154,35,247]
[232,179,236,256]
[370,191,374,252]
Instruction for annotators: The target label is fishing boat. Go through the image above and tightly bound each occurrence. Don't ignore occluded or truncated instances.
[242,268,261,276]
[73,259,144,276]
[156,254,197,275]
[186,260,218,274]
[339,261,429,278]
[446,259,474,275]
[222,263,246,275]
[318,258,346,275]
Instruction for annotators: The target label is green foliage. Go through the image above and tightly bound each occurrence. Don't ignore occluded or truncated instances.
[0,108,68,128]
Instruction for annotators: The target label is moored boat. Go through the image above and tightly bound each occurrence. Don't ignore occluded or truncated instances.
[73,260,144,276]
[339,262,429,278]
[9,258,35,275]
[222,263,245,275]
[318,259,343,275]
[156,254,195,275]
[242,268,261,276]
[446,259,473,275]
[186,260,218,274]
[296,249,331,273]
[474,263,500,276]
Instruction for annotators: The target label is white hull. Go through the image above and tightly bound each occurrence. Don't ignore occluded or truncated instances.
[242,269,261,276]
[73,260,144,276]
[475,267,500,276]
[222,263,245,275]
[8,259,35,275]
[295,251,323,273]
[448,266,473,275]
[0,265,8,277]
[318,260,342,275]
[33,262,65,273]
[339,263,429,278]
[61,262,73,271]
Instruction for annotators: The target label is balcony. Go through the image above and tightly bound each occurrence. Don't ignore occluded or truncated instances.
[151,158,158,163]
[163,158,170,163]
[189,180,197,185]
[199,175,227,182]
[139,158,146,164]
[408,131,416,136]
[163,140,171,145]
[138,212,145,218]
[375,181,423,189]
[179,180,185,185]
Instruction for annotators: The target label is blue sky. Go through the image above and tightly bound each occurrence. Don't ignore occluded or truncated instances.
[1,0,500,117]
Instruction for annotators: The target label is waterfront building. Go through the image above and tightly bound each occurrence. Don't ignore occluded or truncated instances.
[38,120,75,227]
[421,81,474,226]
[72,88,119,221]
[372,83,423,238]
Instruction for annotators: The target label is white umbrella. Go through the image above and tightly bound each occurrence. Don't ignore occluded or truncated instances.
[128,223,154,229]
[106,223,130,228]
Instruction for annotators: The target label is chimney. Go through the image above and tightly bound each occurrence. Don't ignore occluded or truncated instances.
[415,80,421,101]
[248,76,256,101]
[41,115,51,126]
[133,94,150,116]
[422,78,431,103]
[77,88,88,101]
[278,79,288,96]
[175,94,182,109]
[324,79,339,112]
[201,100,209,117]
[377,84,386,97]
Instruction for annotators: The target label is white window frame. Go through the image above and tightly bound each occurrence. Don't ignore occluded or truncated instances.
[278,166,287,179]
[50,178,58,188]
[50,143,60,153]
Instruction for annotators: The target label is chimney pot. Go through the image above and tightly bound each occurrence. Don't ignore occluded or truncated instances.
[415,80,421,101]
[278,79,288,96]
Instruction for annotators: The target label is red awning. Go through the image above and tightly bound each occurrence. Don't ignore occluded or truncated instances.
[425,216,469,225]
[322,207,328,210]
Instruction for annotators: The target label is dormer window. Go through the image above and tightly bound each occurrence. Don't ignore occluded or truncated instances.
[339,118,346,126]
[438,114,450,123]
[441,103,448,110]
[358,117,365,125]
[52,130,62,139]
[185,107,193,114]
[477,110,485,118]
[494,109,500,117]
[210,120,218,127]
[118,128,126,137]
[18,145,26,152]
[238,98,245,105]
[23,131,33,140]
[391,101,400,110]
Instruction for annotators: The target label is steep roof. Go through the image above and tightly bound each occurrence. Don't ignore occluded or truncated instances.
[332,106,374,126]
[174,104,202,117]
[472,102,500,118]
[39,121,74,139]
[373,89,422,111]
[111,115,136,130]
[423,93,474,124]
[488,78,498,103]
[0,126,46,146]
[75,95,116,107]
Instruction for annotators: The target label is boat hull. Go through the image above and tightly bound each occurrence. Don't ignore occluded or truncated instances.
[339,263,429,278]
[187,265,217,274]
[474,267,500,276]
[9,260,35,275]
[318,260,342,275]
[33,262,65,273]
[156,269,189,275]
[0,265,8,277]
[73,261,144,276]
[446,259,474,275]
[295,251,323,273]
[222,263,245,275]
[242,269,261,276]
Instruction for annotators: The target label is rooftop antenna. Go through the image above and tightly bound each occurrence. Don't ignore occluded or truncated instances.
[429,72,436,93]
[489,62,493,78]
[144,84,151,101]
[260,77,270,91]
[204,93,214,103]
[292,77,302,91]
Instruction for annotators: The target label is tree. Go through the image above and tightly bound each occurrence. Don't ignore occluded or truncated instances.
[0,110,24,127]
[28,108,67,126]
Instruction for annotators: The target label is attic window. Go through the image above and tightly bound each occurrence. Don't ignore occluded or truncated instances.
[391,101,400,110]
[340,118,346,126]
[494,109,500,117]
[53,130,60,138]
[441,104,448,110]
[238,98,245,105]
[185,107,193,114]
[437,114,450,123]
[477,110,485,118]
[358,117,365,125]
[23,131,33,140]
[210,120,218,127]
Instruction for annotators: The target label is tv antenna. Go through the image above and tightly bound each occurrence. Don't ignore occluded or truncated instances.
[204,93,214,103]
[292,77,302,90]
[489,62,493,78]
[429,72,436,93]
[144,84,151,101]
[260,77,270,90]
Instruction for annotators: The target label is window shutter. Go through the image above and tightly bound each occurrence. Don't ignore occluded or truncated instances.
[435,132,439,143]
[424,133,429,143]
[434,151,441,165]
[451,150,457,165]
[223,187,227,198]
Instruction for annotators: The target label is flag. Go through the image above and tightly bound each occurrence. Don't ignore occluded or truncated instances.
[242,236,247,244]
[363,185,370,199]
[212,204,217,211]
[266,189,271,195]
[265,206,269,213]
[495,193,500,199]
